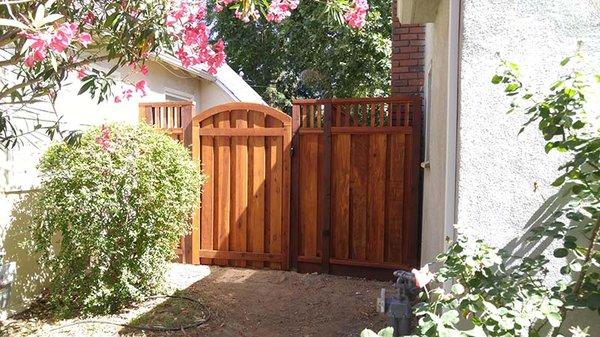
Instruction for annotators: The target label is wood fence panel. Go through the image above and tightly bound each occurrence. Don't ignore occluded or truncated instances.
[291,97,422,279]
[191,103,291,270]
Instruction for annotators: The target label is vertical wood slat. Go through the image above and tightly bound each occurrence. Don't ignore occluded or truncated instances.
[214,112,230,266]
[231,110,248,267]
[290,105,301,269]
[266,117,283,269]
[200,118,214,265]
[248,111,266,268]
[320,103,332,273]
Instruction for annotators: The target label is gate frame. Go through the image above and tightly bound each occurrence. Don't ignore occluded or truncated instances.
[190,102,292,269]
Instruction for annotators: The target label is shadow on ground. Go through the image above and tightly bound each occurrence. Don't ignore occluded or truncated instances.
[122,266,393,337]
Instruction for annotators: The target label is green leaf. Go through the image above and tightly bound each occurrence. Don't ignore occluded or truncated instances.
[491,75,503,84]
[376,327,394,337]
[360,329,379,337]
[572,120,585,129]
[554,248,569,258]
[451,283,465,295]
[551,175,566,187]
[440,310,460,325]
[546,312,562,328]
[0,18,29,30]
[505,83,520,92]
[560,57,571,66]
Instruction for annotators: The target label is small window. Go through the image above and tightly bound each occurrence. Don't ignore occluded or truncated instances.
[164,88,193,102]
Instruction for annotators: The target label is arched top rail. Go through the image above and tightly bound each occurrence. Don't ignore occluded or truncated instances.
[192,102,291,126]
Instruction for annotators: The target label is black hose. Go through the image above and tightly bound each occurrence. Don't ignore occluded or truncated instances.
[33,294,211,334]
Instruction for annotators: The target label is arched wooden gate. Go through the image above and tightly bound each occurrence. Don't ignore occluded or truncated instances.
[189,103,292,270]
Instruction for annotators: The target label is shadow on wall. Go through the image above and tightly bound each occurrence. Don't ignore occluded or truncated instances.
[501,186,599,333]
[1,191,50,317]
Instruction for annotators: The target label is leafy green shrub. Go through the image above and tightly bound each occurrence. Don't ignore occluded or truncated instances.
[31,124,204,316]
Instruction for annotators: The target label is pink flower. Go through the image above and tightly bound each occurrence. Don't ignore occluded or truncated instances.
[83,11,96,25]
[412,264,434,288]
[266,0,299,23]
[78,32,92,47]
[50,22,78,53]
[344,0,369,29]
[134,80,148,96]
[139,64,149,75]
[114,96,122,103]
[95,125,112,151]
[76,68,87,79]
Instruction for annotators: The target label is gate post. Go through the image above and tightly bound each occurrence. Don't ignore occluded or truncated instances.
[320,102,333,273]
[290,105,301,270]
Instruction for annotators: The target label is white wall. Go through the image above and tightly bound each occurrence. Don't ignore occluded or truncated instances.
[0,59,240,317]
[421,0,451,265]
[457,0,600,331]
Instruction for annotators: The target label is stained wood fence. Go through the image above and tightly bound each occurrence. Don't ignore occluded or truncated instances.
[139,101,194,262]
[291,97,422,278]
[140,98,421,279]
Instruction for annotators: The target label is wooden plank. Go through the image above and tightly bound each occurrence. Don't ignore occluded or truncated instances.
[320,104,332,273]
[308,105,315,128]
[367,134,386,263]
[299,133,319,259]
[199,117,214,265]
[290,105,301,269]
[248,111,266,268]
[297,255,322,264]
[329,258,410,270]
[190,118,201,265]
[331,127,412,134]
[331,134,351,259]
[370,103,375,127]
[349,134,369,260]
[386,134,405,263]
[198,250,283,262]
[215,111,231,266]
[199,128,286,137]
[231,110,248,267]
[266,117,283,269]
[281,123,292,271]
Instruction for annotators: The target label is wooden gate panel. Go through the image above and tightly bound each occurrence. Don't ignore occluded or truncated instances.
[192,103,291,270]
[292,97,422,279]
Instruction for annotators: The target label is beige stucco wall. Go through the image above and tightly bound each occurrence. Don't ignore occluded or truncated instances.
[457,0,600,331]
[0,60,240,317]
[413,0,600,332]
[420,0,450,265]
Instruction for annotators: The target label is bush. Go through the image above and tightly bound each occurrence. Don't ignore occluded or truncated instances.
[31,123,204,316]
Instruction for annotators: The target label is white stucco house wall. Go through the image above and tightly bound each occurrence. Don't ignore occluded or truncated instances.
[397,0,599,332]
[0,57,263,317]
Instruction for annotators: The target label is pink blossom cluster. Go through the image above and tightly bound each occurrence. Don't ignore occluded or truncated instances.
[22,22,92,67]
[344,0,369,29]
[266,0,299,23]
[113,80,148,103]
[95,125,113,151]
[166,0,225,74]
[214,0,235,13]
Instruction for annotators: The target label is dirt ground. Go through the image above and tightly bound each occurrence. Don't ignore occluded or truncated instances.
[2,264,395,337]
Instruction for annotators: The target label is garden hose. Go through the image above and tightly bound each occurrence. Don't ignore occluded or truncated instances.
[31,294,211,335]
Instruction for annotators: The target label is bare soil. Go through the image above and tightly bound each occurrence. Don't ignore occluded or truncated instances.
[2,265,394,337]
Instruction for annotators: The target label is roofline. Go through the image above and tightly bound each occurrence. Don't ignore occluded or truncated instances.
[157,53,243,102]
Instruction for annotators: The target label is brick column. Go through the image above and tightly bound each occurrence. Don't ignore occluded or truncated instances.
[391,2,425,97]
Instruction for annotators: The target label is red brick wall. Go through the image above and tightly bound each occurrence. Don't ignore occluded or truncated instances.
[391,3,425,97]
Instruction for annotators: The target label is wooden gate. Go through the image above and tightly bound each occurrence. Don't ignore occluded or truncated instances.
[190,103,292,270]
[291,97,421,279]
